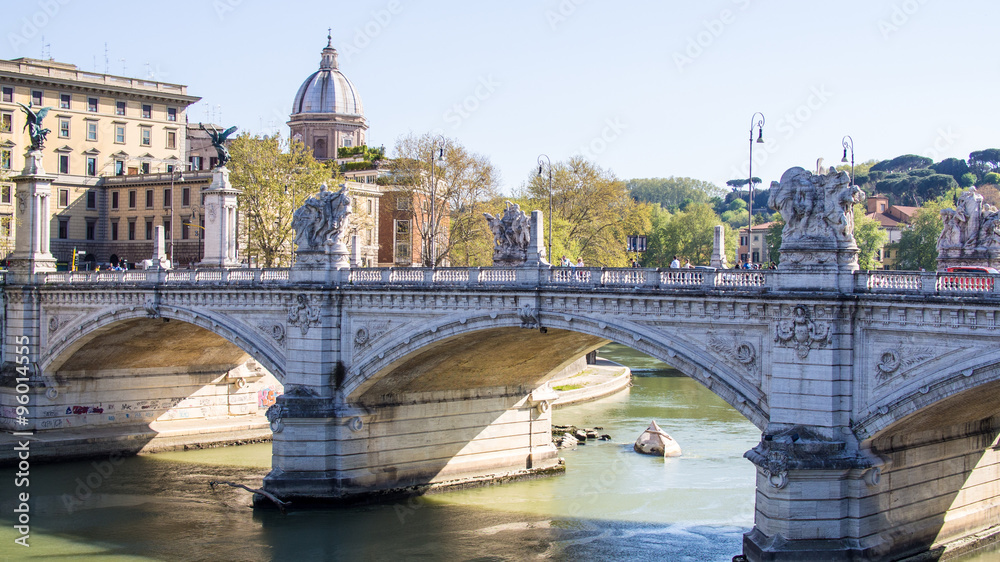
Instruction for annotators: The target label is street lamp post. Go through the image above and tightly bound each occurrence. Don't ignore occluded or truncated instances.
[428,135,445,267]
[537,154,552,261]
[842,135,855,185]
[747,112,765,267]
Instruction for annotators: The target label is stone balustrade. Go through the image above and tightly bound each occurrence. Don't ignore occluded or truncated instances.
[15,266,1000,297]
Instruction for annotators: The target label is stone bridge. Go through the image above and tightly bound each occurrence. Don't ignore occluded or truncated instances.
[6,264,1000,561]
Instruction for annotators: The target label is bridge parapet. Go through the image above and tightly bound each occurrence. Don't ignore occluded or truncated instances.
[10,266,1000,298]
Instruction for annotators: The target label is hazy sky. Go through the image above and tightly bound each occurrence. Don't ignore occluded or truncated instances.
[7,1,998,193]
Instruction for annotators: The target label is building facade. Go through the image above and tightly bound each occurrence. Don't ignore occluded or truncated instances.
[0,56,202,267]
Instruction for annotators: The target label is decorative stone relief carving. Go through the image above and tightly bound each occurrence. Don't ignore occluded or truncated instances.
[265,403,284,433]
[287,294,321,335]
[518,302,539,329]
[874,346,937,381]
[353,320,391,350]
[48,315,59,333]
[774,305,831,359]
[707,330,760,380]
[256,322,285,345]
[484,201,530,265]
[144,299,160,319]
[764,450,789,489]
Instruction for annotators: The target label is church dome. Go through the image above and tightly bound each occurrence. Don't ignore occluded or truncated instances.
[291,38,364,116]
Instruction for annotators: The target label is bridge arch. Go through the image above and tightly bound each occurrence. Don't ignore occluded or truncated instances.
[344,309,769,429]
[853,348,1000,442]
[42,304,286,381]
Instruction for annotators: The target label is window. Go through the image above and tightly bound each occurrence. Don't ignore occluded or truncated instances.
[145,189,153,208]
[141,162,150,174]
[166,130,176,149]
[58,219,69,239]
[0,112,11,133]
[367,199,373,214]
[182,187,190,207]
[140,127,151,146]
[142,104,151,119]
[163,188,172,208]
[86,121,98,141]
[59,118,70,138]
[181,221,189,240]
[58,189,69,207]
[343,138,352,147]
[190,156,202,170]
[1,215,11,238]
[111,191,119,209]
[394,220,411,264]
[115,160,124,176]
[0,150,10,170]
[396,197,411,211]
[116,101,126,116]
[86,157,96,176]
[167,107,176,121]
[59,154,69,174]
[128,190,136,209]
[166,164,174,173]
[114,123,125,143]
[86,190,96,209]
[31,90,42,105]
[163,219,171,240]
[88,97,98,112]
[60,94,70,109]
[740,235,748,246]
[1,185,10,204]
[1,87,12,102]
[86,220,95,241]
[209,157,218,169]
[111,221,119,241]
[145,220,153,240]
[128,220,136,241]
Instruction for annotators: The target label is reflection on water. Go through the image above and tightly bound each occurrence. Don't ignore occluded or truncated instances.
[0,343,762,561]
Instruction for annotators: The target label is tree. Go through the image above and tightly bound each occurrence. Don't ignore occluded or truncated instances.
[896,199,951,271]
[853,205,889,270]
[969,149,1000,180]
[959,172,977,188]
[977,184,1000,208]
[520,156,649,267]
[643,202,735,267]
[227,133,331,267]
[766,219,784,265]
[931,157,970,184]
[870,154,933,174]
[389,133,500,267]
[627,176,723,211]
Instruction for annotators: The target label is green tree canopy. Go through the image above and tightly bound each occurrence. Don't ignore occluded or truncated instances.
[227,133,331,267]
[521,156,649,267]
[643,202,735,267]
[871,154,934,174]
[627,176,723,211]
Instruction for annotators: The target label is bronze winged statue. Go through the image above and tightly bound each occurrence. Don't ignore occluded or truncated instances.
[17,102,51,151]
[200,123,238,168]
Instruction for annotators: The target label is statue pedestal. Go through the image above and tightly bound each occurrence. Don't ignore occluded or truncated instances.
[937,248,1000,271]
[199,167,242,268]
[774,244,859,292]
[9,150,56,275]
[710,225,728,269]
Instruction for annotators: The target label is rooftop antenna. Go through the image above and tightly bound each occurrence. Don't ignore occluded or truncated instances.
[144,62,151,79]
[120,58,127,76]
[104,43,109,74]
[41,36,51,59]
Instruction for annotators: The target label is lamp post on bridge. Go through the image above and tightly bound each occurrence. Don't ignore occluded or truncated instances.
[428,135,446,267]
[537,154,552,262]
[842,135,855,186]
[747,112,765,267]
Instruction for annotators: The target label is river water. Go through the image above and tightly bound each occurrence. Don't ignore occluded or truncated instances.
[1,344,995,560]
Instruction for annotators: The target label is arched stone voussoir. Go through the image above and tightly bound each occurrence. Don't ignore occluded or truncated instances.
[854,350,1000,442]
[40,305,286,381]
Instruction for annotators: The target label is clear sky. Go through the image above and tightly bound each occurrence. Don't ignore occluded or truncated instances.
[7,0,998,193]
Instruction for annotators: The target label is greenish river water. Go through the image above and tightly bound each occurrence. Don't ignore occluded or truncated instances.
[1,344,996,560]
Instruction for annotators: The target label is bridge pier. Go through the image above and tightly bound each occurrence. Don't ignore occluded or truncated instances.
[263,385,561,504]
